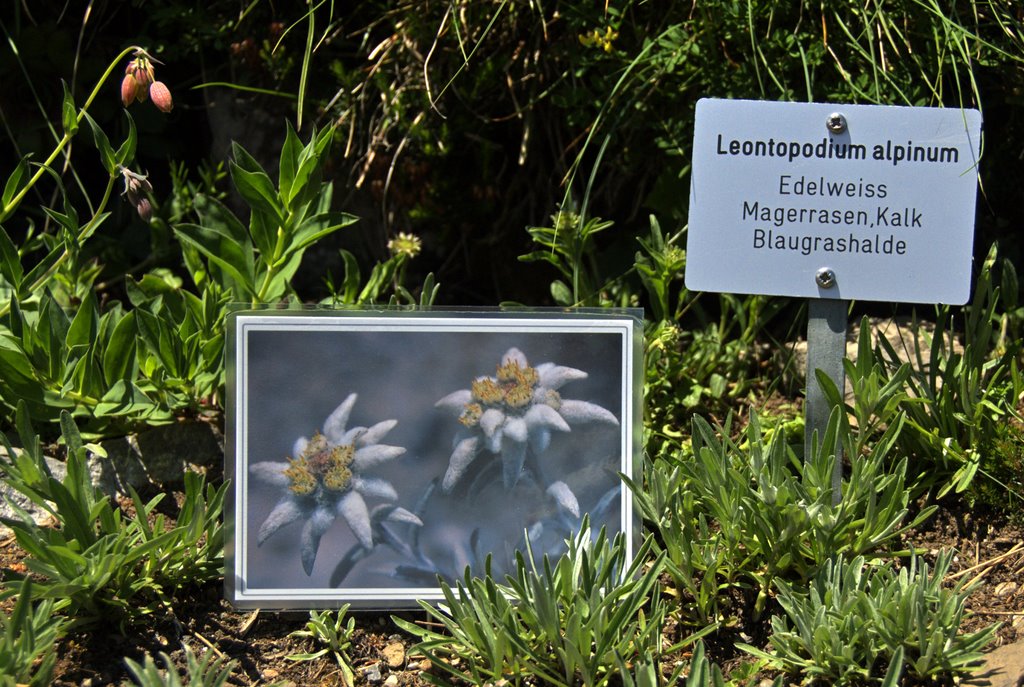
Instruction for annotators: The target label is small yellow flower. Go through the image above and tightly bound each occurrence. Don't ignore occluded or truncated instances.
[578,27,618,53]
[387,232,422,259]
[496,359,526,384]
[284,457,317,495]
[459,402,483,427]
[503,382,534,409]
[471,378,504,405]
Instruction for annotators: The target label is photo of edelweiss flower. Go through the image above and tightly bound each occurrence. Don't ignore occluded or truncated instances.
[249,393,418,575]
[435,347,619,495]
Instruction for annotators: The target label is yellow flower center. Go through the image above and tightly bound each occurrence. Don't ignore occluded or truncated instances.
[284,432,356,494]
[460,402,483,426]
[463,359,545,417]
[471,378,504,404]
[284,457,317,495]
[504,382,533,408]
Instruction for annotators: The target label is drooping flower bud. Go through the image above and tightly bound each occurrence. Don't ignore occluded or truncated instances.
[121,50,171,110]
[120,167,155,223]
[135,198,153,223]
[149,81,173,113]
[121,73,139,107]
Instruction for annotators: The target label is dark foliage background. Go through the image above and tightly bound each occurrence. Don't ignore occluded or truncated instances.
[4,0,1023,308]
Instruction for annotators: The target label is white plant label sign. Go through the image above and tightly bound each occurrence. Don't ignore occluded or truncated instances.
[686,98,982,304]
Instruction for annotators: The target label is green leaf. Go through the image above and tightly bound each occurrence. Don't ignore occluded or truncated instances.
[339,249,360,304]
[173,223,256,297]
[135,309,180,376]
[114,111,138,167]
[287,128,332,208]
[282,212,358,265]
[248,206,278,261]
[61,81,79,136]
[279,120,302,205]
[37,295,70,379]
[550,279,573,305]
[229,162,284,223]
[0,224,24,289]
[94,380,153,416]
[102,311,137,385]
[192,194,249,243]
[230,141,268,175]
[65,290,98,350]
[2,155,31,210]
[81,111,116,175]
[19,245,63,300]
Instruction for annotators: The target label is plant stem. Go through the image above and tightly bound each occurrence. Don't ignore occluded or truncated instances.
[0,171,117,319]
[0,45,144,224]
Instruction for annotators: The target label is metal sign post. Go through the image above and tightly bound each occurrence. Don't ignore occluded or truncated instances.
[804,296,847,504]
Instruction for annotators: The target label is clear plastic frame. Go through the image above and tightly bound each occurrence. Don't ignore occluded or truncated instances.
[225,308,642,609]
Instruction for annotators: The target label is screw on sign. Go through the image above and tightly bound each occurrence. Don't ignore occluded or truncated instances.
[826,112,847,134]
[815,268,836,289]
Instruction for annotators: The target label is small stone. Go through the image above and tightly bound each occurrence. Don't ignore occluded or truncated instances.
[384,676,399,687]
[418,658,433,672]
[383,641,405,668]
[979,639,1024,687]
[361,662,383,683]
[994,581,1019,597]
[262,668,279,679]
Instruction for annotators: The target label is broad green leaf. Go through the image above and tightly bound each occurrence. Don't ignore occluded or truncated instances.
[94,380,154,417]
[288,127,333,208]
[282,212,358,264]
[230,140,268,175]
[229,162,283,223]
[279,121,302,205]
[2,155,31,210]
[61,81,79,136]
[248,207,278,261]
[192,194,249,243]
[81,111,116,175]
[135,309,180,376]
[65,290,98,350]
[550,279,573,305]
[0,224,23,288]
[173,223,256,297]
[114,111,138,167]
[102,311,137,385]
[19,245,62,300]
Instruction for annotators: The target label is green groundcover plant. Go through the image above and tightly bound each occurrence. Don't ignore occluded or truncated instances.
[0,402,226,628]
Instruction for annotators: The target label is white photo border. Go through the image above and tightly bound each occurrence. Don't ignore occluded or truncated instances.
[226,309,642,609]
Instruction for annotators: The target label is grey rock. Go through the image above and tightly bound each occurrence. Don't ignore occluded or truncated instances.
[360,662,383,683]
[0,421,222,535]
[89,420,223,496]
[0,450,67,531]
[973,639,1024,687]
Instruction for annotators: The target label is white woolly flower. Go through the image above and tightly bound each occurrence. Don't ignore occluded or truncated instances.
[249,393,418,575]
[435,347,619,492]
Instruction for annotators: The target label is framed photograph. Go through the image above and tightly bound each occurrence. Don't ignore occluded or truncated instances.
[225,309,642,608]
